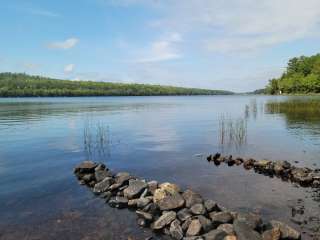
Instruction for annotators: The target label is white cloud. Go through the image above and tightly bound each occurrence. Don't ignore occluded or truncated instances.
[47,38,79,50]
[135,32,182,63]
[64,64,75,73]
[27,8,60,18]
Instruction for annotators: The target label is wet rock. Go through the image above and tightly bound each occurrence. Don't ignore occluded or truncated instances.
[190,203,206,215]
[152,211,176,230]
[233,220,262,240]
[148,181,158,194]
[269,220,301,240]
[170,219,184,240]
[74,161,97,175]
[182,218,193,232]
[93,177,113,193]
[197,215,213,232]
[182,190,203,208]
[210,212,233,225]
[204,199,219,212]
[137,218,147,227]
[243,159,256,170]
[136,210,153,221]
[236,212,262,230]
[254,160,271,169]
[136,198,151,208]
[262,227,281,240]
[217,224,234,235]
[291,168,313,185]
[82,174,95,183]
[109,196,128,209]
[115,172,132,186]
[158,193,185,211]
[186,219,202,236]
[203,229,227,240]
[95,169,112,182]
[124,180,147,199]
[177,208,192,222]
[100,191,112,201]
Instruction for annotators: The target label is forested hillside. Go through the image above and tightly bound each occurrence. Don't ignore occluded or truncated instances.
[0,73,232,97]
[266,54,320,94]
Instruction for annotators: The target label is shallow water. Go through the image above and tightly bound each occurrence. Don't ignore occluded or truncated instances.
[0,95,320,239]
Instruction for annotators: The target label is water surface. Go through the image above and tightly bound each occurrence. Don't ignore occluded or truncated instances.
[0,96,320,239]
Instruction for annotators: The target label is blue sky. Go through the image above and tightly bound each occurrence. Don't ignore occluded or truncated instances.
[1,0,320,92]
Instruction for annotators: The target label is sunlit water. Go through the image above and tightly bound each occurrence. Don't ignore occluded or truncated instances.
[0,96,320,240]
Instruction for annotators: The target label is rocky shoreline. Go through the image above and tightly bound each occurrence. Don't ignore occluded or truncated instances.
[207,153,320,188]
[74,161,301,240]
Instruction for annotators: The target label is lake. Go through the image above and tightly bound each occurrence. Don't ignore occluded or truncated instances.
[0,95,320,240]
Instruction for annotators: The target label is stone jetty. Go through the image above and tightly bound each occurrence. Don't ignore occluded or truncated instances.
[207,153,320,188]
[74,161,301,240]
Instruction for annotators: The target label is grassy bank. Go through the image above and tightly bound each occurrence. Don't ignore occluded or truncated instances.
[0,73,233,97]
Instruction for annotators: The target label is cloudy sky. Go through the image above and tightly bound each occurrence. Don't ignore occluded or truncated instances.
[1,0,320,92]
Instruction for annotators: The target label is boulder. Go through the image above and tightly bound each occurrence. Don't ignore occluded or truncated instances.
[217,224,234,235]
[108,196,128,209]
[147,180,158,194]
[233,220,262,240]
[93,177,113,193]
[202,229,227,240]
[187,219,202,236]
[182,218,193,232]
[136,197,151,208]
[170,219,184,240]
[224,236,237,240]
[182,190,203,208]
[262,227,281,240]
[154,187,185,211]
[197,215,213,232]
[243,159,256,170]
[204,199,219,212]
[152,211,176,230]
[74,161,97,175]
[159,182,181,194]
[236,212,262,230]
[115,172,132,186]
[123,180,147,199]
[191,203,206,215]
[94,169,112,182]
[210,212,233,225]
[269,221,301,240]
[177,208,192,222]
[136,210,153,221]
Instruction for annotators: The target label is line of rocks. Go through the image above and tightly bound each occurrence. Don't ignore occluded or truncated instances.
[207,153,320,188]
[74,161,301,240]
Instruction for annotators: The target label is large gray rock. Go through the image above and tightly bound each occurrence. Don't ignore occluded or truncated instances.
[95,169,112,182]
[108,196,128,209]
[136,210,153,221]
[270,220,301,240]
[190,203,206,215]
[93,177,113,193]
[170,219,184,240]
[182,190,203,208]
[177,208,192,221]
[202,229,227,240]
[115,172,132,186]
[187,219,202,236]
[157,192,185,211]
[204,199,218,212]
[209,212,233,225]
[152,211,177,230]
[236,212,262,230]
[74,161,97,175]
[147,180,158,194]
[182,218,193,232]
[197,215,213,232]
[233,220,262,240]
[217,224,234,235]
[123,180,147,199]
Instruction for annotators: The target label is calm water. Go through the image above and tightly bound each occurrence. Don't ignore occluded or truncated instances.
[0,95,320,240]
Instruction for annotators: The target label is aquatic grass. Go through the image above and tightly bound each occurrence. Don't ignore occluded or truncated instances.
[218,115,247,147]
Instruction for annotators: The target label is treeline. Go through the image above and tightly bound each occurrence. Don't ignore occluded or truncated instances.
[265,53,320,94]
[0,73,233,97]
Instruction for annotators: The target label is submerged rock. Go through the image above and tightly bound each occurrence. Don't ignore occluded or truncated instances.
[108,196,128,209]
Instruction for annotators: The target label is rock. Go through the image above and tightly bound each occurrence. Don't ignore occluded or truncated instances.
[136,210,153,221]
[115,172,132,186]
[159,182,181,194]
[291,168,313,185]
[186,219,202,236]
[262,227,281,240]
[182,218,193,232]
[108,196,128,209]
[202,229,227,240]
[100,191,112,201]
[148,181,158,194]
[197,215,213,232]
[233,220,262,240]
[204,200,219,212]
[109,183,122,191]
[170,219,184,240]
[210,212,233,225]
[269,220,301,240]
[123,180,147,199]
[136,198,151,208]
[152,211,176,230]
[190,203,206,215]
[93,177,113,193]
[254,160,271,169]
[140,188,148,198]
[137,218,147,227]
[182,190,203,208]
[74,161,97,175]
[236,212,262,230]
[217,224,234,235]
[177,208,192,221]
[243,159,256,170]
[143,203,159,216]
[95,169,112,182]
[224,236,237,240]
[82,174,95,183]
[158,193,185,210]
